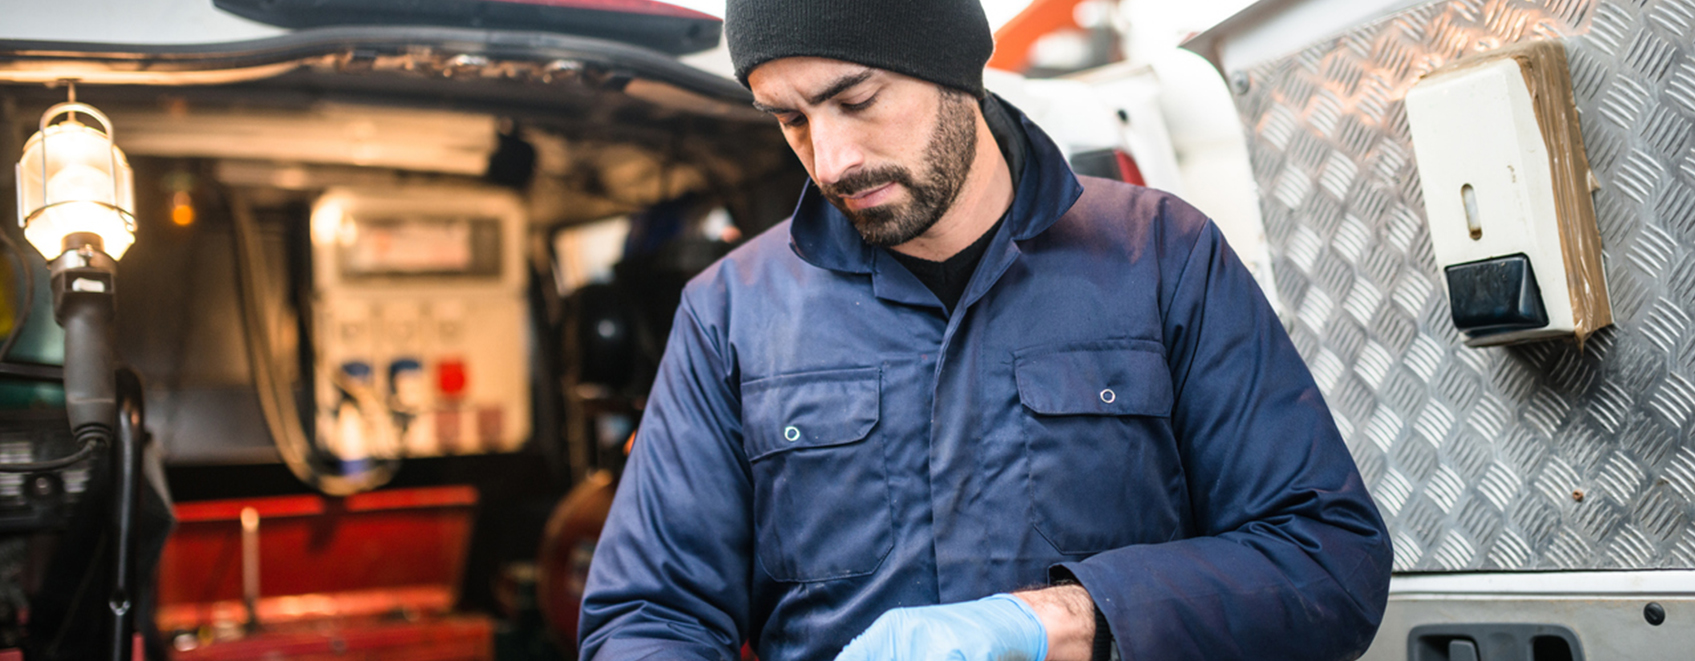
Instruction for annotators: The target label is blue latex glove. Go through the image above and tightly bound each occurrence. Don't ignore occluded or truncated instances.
[833,594,1049,661]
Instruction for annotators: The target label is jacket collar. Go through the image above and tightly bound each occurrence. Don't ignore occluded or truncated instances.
[787,96,1085,275]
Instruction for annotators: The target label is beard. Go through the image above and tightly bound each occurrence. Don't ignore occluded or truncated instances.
[819,90,978,247]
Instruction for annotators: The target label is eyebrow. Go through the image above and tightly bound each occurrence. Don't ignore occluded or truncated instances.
[751,68,876,116]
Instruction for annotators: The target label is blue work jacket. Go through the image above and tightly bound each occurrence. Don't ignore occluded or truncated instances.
[579,107,1392,661]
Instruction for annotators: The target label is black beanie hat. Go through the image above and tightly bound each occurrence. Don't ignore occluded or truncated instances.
[724,0,995,98]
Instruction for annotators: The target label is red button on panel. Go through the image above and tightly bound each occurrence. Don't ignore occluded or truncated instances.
[437,358,468,396]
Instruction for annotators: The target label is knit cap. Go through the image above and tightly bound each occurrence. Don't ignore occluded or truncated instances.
[724,0,995,97]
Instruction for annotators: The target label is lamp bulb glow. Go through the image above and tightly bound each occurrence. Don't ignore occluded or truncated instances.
[47,163,116,205]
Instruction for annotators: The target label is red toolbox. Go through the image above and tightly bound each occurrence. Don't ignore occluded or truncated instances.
[156,486,491,660]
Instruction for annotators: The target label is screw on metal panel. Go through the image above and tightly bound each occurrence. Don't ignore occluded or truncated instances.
[1231,72,1252,96]
[1572,490,1585,502]
[1645,602,1666,626]
[28,474,55,498]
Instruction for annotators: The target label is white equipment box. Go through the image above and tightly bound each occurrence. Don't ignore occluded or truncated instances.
[309,187,530,460]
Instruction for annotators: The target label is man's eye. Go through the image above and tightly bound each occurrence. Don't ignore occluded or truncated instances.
[842,95,877,112]
[779,114,808,128]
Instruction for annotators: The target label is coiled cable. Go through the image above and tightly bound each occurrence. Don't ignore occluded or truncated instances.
[228,189,395,495]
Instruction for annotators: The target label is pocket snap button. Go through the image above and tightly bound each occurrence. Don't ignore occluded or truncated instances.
[1100,389,1116,404]
[783,425,801,442]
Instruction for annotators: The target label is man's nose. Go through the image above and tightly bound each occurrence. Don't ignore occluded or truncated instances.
[808,118,865,186]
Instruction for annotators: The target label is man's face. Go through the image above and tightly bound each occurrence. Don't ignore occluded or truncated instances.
[749,57,978,247]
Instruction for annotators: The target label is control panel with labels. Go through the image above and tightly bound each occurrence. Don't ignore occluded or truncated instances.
[309,187,530,461]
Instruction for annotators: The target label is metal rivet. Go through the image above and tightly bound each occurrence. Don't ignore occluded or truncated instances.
[1646,602,1666,626]
[1231,72,1252,96]
[783,426,800,442]
[1100,389,1116,404]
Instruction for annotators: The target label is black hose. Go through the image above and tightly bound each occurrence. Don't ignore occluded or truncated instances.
[225,188,394,495]
[0,229,36,363]
[0,425,106,473]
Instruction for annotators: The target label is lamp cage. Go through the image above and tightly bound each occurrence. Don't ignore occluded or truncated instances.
[15,101,136,260]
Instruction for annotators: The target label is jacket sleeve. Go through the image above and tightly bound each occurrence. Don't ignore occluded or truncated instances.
[1056,199,1393,660]
[578,294,752,661]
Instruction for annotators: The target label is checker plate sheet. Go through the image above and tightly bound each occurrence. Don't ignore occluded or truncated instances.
[1232,0,1695,570]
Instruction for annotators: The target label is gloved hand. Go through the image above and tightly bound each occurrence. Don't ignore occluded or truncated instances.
[833,593,1048,661]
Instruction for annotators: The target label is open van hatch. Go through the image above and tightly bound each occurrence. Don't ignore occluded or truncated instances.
[0,17,803,469]
[0,22,796,225]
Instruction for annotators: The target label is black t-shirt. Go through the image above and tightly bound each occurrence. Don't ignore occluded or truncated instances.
[888,215,1004,314]
[887,95,1027,314]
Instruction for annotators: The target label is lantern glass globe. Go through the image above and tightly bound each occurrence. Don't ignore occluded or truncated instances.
[16,108,136,260]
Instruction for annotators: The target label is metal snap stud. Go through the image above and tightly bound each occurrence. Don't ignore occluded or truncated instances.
[784,426,801,442]
[1100,389,1116,404]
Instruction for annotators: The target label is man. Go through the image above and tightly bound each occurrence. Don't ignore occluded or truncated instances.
[578,1,1393,659]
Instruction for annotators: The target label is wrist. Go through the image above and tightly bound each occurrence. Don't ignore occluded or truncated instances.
[1011,585,1095,661]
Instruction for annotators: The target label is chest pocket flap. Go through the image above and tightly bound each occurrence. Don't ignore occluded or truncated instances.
[742,367,881,461]
[1014,339,1172,417]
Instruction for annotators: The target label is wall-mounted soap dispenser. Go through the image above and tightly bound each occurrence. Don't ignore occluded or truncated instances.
[1404,40,1610,347]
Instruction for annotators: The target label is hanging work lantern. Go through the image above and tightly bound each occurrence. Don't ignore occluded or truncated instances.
[15,100,136,260]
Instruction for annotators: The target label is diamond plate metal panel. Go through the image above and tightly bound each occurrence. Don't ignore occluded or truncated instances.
[1232,0,1695,570]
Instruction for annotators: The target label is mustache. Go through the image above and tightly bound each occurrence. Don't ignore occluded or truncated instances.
[820,165,916,202]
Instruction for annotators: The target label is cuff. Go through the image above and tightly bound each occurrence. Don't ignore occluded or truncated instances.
[1050,566,1117,661]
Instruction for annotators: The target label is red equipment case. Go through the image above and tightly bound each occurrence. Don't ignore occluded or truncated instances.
[155,486,491,660]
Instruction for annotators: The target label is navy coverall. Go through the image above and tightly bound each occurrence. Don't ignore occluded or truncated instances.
[579,103,1392,661]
